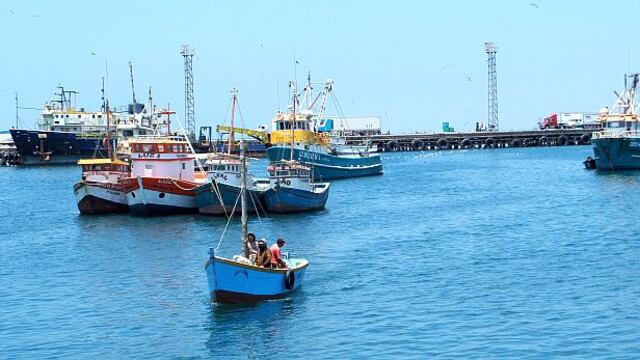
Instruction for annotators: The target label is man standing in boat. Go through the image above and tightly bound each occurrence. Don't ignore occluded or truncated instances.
[270,238,287,268]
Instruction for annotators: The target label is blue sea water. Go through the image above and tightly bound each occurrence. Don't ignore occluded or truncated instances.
[1,146,639,359]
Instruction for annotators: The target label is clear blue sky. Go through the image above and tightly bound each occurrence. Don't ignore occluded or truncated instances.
[1,0,639,132]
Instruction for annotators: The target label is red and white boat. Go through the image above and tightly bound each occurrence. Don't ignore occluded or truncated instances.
[73,158,131,214]
[122,136,207,216]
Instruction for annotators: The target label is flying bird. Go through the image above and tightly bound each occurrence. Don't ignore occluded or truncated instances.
[91,52,96,55]
[466,76,473,82]
[530,2,539,8]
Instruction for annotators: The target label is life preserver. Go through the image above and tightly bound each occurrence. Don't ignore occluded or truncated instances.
[284,179,291,186]
[276,112,285,120]
[284,269,295,289]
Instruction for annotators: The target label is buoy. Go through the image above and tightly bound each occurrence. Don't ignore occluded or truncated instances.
[284,269,295,290]
[580,133,591,144]
[437,138,449,150]
[557,135,568,146]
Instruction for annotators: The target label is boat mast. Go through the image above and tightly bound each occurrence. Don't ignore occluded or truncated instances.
[106,99,113,160]
[129,62,137,105]
[290,81,296,161]
[240,140,248,258]
[229,89,237,155]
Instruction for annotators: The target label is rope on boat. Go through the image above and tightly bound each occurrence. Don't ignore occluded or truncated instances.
[215,191,241,252]
[171,180,197,191]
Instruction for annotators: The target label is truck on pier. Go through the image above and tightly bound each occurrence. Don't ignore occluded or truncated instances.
[538,112,601,130]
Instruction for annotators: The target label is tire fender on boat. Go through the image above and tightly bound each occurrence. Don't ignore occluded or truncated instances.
[437,138,449,150]
[284,269,295,290]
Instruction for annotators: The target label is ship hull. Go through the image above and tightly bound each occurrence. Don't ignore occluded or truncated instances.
[592,137,640,170]
[123,176,200,216]
[10,129,107,166]
[205,255,308,304]
[266,146,382,180]
[73,182,129,215]
[194,182,267,216]
[263,184,330,213]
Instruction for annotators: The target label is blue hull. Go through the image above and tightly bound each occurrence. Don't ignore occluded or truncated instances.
[10,129,107,165]
[266,146,383,180]
[263,184,330,213]
[194,182,267,216]
[204,254,308,303]
[592,138,640,170]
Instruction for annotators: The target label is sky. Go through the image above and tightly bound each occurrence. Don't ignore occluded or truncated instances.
[1,0,640,133]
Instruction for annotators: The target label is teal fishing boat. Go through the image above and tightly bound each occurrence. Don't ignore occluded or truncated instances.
[204,142,309,303]
[592,73,640,170]
[266,77,382,180]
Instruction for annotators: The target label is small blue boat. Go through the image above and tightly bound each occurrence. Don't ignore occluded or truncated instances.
[263,161,330,213]
[205,251,309,303]
[204,142,309,303]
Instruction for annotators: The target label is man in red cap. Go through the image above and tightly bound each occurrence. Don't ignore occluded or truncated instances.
[270,238,287,269]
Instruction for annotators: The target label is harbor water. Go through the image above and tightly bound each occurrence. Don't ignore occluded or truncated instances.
[1,146,639,358]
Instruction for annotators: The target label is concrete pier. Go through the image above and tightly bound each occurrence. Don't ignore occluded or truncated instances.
[346,129,594,152]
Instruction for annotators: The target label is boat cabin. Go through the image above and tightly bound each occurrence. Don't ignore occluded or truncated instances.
[78,158,130,182]
[270,112,318,145]
[268,162,312,187]
[128,137,199,180]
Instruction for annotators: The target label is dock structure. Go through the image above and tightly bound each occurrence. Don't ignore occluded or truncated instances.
[346,129,595,152]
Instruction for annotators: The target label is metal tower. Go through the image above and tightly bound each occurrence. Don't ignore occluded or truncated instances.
[181,45,195,139]
[485,42,499,131]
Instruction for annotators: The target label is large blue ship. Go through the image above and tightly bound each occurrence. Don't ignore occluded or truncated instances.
[591,73,640,170]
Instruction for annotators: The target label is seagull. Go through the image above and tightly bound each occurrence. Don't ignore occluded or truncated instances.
[9,9,14,14]
[91,52,96,55]
[530,2,539,8]
[441,64,454,71]
[466,76,473,82]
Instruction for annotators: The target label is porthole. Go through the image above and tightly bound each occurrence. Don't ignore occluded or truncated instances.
[159,193,165,199]
[131,192,136,198]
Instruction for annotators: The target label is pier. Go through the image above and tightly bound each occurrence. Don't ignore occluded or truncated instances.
[346,128,595,152]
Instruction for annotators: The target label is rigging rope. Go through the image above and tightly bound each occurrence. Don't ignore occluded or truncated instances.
[215,191,241,252]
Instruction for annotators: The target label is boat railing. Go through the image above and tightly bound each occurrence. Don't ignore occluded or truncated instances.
[131,134,188,142]
[593,130,640,139]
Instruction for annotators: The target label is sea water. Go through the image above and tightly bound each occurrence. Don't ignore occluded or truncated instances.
[1,146,639,358]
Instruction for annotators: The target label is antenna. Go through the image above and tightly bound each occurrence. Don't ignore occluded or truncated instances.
[180,44,195,141]
[15,92,18,128]
[129,61,137,104]
[485,42,499,131]
[101,77,105,111]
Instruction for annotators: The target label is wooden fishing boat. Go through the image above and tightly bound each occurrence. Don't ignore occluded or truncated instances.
[204,141,309,303]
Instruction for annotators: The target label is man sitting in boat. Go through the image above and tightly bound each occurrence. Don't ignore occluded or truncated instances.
[255,239,272,268]
[247,232,259,263]
[270,238,287,269]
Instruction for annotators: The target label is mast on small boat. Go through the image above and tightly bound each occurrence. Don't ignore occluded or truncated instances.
[228,89,237,155]
[240,140,248,258]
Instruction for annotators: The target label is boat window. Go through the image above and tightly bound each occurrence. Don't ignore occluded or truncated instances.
[173,145,179,152]
[285,122,291,130]
[78,115,82,118]
[607,121,625,128]
[142,144,153,152]
[158,145,164,152]
[269,171,275,176]
[98,115,102,118]
[55,115,59,118]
